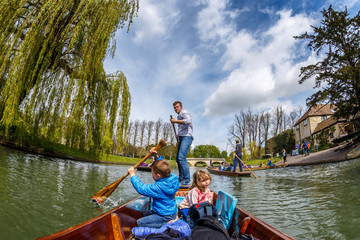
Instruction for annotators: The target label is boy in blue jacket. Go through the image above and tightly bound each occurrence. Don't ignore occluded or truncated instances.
[128,160,179,228]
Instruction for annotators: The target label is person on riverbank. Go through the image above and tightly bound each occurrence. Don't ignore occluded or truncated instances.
[171,101,193,186]
[128,160,179,228]
[304,141,309,156]
[282,149,287,164]
[233,140,243,172]
[179,170,214,210]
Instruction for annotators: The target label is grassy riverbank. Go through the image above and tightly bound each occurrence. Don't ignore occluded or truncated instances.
[0,139,179,167]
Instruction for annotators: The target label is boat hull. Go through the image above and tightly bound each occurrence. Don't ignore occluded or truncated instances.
[38,189,294,240]
[243,164,289,171]
[207,167,251,176]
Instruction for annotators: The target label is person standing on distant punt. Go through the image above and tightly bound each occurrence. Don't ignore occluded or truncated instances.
[282,149,287,164]
[170,101,193,186]
[233,140,243,172]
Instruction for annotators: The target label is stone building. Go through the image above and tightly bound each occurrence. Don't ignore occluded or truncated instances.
[294,104,335,145]
[312,117,355,146]
[294,104,355,148]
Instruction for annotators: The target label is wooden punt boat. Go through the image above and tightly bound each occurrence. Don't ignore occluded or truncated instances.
[136,166,152,172]
[38,189,294,240]
[207,167,251,177]
[243,164,289,171]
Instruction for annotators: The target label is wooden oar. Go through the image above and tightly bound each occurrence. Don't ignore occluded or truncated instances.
[170,115,178,144]
[92,139,167,204]
[235,154,258,179]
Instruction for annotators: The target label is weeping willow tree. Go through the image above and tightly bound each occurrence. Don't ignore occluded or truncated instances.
[0,0,138,154]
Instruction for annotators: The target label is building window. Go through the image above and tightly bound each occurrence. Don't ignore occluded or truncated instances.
[296,124,299,130]
[321,115,327,121]
[304,119,308,126]
[329,132,334,138]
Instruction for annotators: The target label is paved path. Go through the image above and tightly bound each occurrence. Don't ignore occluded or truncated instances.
[276,142,360,166]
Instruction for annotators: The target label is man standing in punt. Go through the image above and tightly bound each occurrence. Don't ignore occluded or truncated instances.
[233,139,243,172]
[170,101,193,186]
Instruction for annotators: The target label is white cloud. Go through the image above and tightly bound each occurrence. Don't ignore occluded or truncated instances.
[204,9,318,116]
[133,0,179,44]
[171,55,199,83]
[196,0,237,48]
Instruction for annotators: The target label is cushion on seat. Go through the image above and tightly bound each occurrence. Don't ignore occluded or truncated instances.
[215,191,238,230]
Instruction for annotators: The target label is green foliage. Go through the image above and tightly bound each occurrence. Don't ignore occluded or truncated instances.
[295,6,360,125]
[265,129,295,156]
[0,0,138,153]
[193,145,221,158]
[314,126,335,151]
[220,150,228,158]
[245,141,264,160]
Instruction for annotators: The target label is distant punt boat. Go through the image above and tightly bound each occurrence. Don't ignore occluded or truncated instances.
[37,188,294,240]
[207,167,251,177]
[243,164,289,171]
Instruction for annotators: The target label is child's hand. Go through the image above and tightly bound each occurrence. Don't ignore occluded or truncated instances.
[128,167,136,177]
[150,148,158,155]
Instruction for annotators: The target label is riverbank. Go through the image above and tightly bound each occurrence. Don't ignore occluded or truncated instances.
[276,142,360,166]
[0,139,178,167]
[0,139,135,165]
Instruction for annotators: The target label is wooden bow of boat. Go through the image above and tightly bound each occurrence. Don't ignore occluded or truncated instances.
[38,188,294,240]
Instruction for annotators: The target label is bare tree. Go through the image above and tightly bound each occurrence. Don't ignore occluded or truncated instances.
[228,110,248,149]
[257,110,267,158]
[162,123,171,143]
[139,120,147,148]
[124,120,134,155]
[154,118,163,144]
[290,111,298,128]
[296,105,305,119]
[132,120,140,156]
[146,120,155,148]
[262,112,271,143]
[272,105,284,136]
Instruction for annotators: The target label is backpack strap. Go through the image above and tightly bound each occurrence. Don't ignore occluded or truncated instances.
[195,203,216,219]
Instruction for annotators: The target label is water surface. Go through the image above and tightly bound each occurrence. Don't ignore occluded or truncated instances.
[0,145,359,239]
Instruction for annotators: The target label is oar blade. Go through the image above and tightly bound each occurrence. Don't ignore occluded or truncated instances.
[91,139,168,204]
[92,174,127,204]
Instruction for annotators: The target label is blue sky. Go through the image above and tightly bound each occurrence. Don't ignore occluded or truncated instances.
[104,0,360,152]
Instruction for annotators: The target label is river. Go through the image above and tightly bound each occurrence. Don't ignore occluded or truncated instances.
[0,145,359,240]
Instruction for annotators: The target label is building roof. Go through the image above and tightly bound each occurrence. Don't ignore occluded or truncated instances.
[294,104,335,126]
[312,116,338,135]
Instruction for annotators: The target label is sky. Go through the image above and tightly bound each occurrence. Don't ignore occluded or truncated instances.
[104,0,360,153]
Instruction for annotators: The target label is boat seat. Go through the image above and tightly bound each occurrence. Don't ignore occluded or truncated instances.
[215,191,238,230]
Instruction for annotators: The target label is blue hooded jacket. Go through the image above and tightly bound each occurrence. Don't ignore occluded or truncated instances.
[131,173,179,216]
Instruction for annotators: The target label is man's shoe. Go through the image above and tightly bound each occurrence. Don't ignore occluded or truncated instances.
[180,180,190,186]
